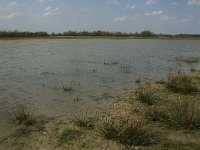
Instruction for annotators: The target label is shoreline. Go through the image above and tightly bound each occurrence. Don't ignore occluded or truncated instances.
[0,70,200,149]
[0,36,200,42]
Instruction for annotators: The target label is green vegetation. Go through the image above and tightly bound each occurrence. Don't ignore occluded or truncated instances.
[135,85,158,105]
[166,72,198,93]
[1,30,200,38]
[147,100,200,130]
[58,128,81,143]
[101,118,161,146]
[10,105,35,126]
[175,56,200,64]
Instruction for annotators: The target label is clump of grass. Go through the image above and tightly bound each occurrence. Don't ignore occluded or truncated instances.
[10,105,35,126]
[146,107,169,123]
[72,114,95,129]
[175,56,200,64]
[101,118,161,146]
[135,85,158,105]
[58,128,81,143]
[166,72,198,94]
[167,100,200,130]
[135,79,141,83]
[147,100,200,130]
[62,85,74,92]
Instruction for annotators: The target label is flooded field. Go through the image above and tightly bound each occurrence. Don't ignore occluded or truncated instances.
[0,39,200,138]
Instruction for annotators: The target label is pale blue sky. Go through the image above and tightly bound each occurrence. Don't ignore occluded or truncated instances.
[0,0,200,34]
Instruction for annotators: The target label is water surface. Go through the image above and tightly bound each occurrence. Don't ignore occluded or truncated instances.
[0,39,200,138]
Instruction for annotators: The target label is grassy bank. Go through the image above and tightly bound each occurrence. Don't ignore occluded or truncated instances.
[0,70,200,150]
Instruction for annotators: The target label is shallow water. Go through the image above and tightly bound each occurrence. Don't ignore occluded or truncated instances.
[0,39,200,138]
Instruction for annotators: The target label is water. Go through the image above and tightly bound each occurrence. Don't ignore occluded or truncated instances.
[0,39,200,138]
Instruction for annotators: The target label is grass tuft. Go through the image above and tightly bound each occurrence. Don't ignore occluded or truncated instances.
[58,128,81,143]
[10,105,35,126]
[72,114,95,129]
[166,72,198,94]
[147,100,200,130]
[101,118,161,146]
[135,85,158,105]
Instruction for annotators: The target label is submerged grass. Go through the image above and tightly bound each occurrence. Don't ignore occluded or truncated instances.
[166,72,198,94]
[101,118,161,146]
[175,56,200,64]
[10,105,35,126]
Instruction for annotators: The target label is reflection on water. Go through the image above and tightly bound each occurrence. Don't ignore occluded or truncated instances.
[0,39,200,138]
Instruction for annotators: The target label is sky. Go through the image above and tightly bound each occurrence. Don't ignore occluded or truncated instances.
[0,0,200,34]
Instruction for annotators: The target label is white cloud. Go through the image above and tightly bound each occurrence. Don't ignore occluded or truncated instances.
[124,4,136,10]
[107,0,119,6]
[45,6,51,11]
[160,15,170,21]
[188,0,200,5]
[113,16,128,22]
[81,8,89,12]
[0,2,19,20]
[171,1,179,5]
[38,0,54,3]
[145,10,163,16]
[0,12,18,20]
[146,0,157,5]
[43,7,59,17]
[9,1,17,7]
[180,18,191,23]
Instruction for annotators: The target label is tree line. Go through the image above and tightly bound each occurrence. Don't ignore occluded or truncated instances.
[0,30,200,38]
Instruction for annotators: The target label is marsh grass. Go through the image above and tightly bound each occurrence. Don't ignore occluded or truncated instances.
[62,85,74,92]
[71,114,95,129]
[175,56,200,64]
[146,107,169,123]
[101,118,161,146]
[120,64,132,73]
[135,85,159,105]
[166,72,198,94]
[167,100,200,130]
[10,105,35,126]
[147,100,200,130]
[58,128,81,143]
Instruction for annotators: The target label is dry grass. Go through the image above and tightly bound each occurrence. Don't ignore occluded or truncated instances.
[101,118,161,146]
[166,72,198,94]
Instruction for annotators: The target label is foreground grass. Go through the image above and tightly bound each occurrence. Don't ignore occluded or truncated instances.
[101,118,161,146]
[1,71,200,150]
[166,72,198,94]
